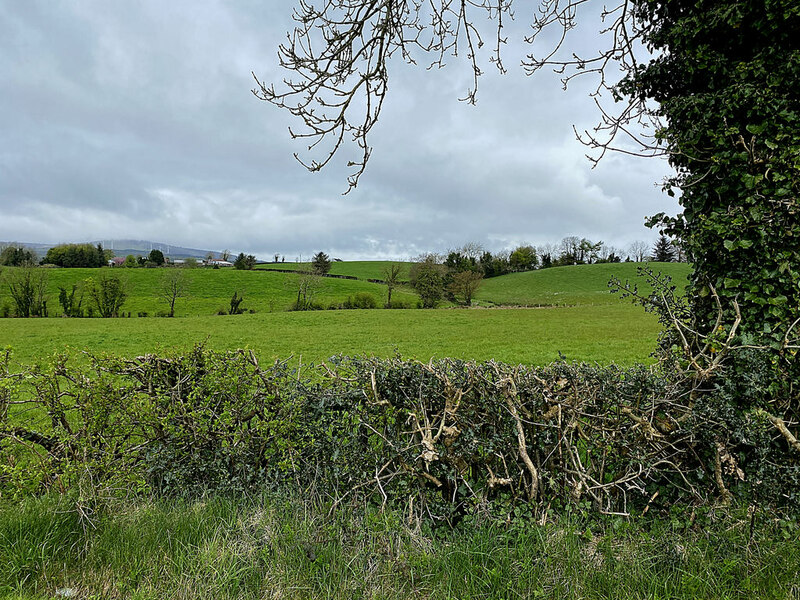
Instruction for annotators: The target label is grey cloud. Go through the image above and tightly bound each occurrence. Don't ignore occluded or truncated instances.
[0,1,679,259]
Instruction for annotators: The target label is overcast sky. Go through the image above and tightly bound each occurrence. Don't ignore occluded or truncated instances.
[0,1,680,260]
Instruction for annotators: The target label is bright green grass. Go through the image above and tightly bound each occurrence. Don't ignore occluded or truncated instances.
[6,267,418,317]
[476,262,692,306]
[2,494,797,600]
[0,304,660,367]
[256,260,412,281]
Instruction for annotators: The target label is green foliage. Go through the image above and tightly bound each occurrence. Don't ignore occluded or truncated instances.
[333,291,379,309]
[312,251,331,275]
[44,243,106,268]
[410,256,446,308]
[148,249,165,266]
[0,245,36,267]
[233,252,257,270]
[57,284,83,317]
[626,0,800,398]
[3,267,48,318]
[4,345,799,519]
[87,272,127,317]
[229,290,246,315]
[508,245,538,271]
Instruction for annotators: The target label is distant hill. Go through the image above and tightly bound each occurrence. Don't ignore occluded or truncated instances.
[1,239,221,260]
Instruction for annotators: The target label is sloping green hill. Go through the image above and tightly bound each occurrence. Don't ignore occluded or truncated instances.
[256,260,412,281]
[476,262,692,307]
[9,267,417,317]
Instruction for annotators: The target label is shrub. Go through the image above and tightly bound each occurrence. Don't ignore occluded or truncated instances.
[6,346,800,523]
[86,273,127,318]
[352,292,377,309]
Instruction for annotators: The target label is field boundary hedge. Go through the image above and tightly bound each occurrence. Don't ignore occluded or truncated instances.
[1,346,798,523]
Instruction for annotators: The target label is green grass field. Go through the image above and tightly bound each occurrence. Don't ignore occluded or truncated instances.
[256,260,412,281]
[0,304,660,367]
[476,262,690,306]
[9,266,418,317]
[0,262,691,367]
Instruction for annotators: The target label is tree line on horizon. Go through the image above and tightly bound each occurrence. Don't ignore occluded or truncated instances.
[0,235,683,271]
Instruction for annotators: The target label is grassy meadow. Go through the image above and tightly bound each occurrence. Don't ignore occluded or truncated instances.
[0,262,690,367]
[23,266,419,316]
[256,260,412,281]
[4,259,798,600]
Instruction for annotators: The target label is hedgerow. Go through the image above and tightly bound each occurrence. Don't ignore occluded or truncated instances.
[2,338,799,524]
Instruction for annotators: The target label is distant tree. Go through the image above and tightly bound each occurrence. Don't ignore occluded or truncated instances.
[509,245,538,271]
[234,253,257,270]
[410,255,445,308]
[311,251,331,275]
[148,249,165,266]
[159,269,191,317]
[459,241,484,261]
[58,283,84,317]
[444,251,475,273]
[4,266,48,317]
[382,263,403,308]
[229,291,246,315]
[652,236,676,262]
[627,240,650,263]
[596,244,623,264]
[87,273,127,317]
[291,269,321,310]
[44,243,105,268]
[448,270,483,306]
[556,237,581,266]
[220,249,231,262]
[273,253,280,263]
[123,254,139,268]
[579,239,604,264]
[479,250,510,277]
[182,257,199,268]
[0,245,36,267]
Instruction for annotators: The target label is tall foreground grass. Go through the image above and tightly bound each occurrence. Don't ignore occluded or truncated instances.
[1,494,798,599]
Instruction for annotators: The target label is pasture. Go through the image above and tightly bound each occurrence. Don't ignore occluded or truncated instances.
[0,303,661,367]
[255,259,412,281]
[0,262,689,366]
